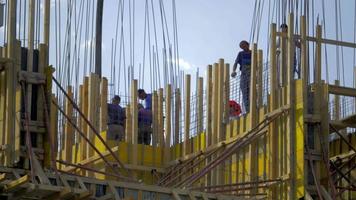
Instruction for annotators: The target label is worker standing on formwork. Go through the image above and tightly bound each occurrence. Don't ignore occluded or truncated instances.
[231,40,252,113]
[277,24,300,81]
[138,104,152,145]
[138,89,152,110]
[107,95,126,141]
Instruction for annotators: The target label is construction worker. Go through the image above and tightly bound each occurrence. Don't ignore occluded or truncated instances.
[277,23,300,82]
[231,40,251,113]
[107,95,126,141]
[138,89,152,110]
[138,104,152,145]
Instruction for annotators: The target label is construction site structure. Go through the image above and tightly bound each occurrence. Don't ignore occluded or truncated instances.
[0,1,355,199]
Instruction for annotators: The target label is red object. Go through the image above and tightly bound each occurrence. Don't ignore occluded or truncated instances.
[229,100,241,117]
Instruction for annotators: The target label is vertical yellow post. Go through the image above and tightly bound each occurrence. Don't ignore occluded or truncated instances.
[206,65,213,148]
[4,0,17,166]
[152,91,158,146]
[0,63,5,164]
[183,74,191,156]
[14,41,21,165]
[197,78,204,136]
[158,88,164,147]
[80,77,89,161]
[224,64,230,122]
[126,104,132,143]
[6,0,16,58]
[300,16,308,106]
[224,63,231,185]
[248,44,258,194]
[174,89,181,145]
[100,78,108,132]
[131,80,138,166]
[334,80,340,121]
[216,59,225,185]
[63,86,74,163]
[87,74,100,160]
[257,50,263,108]
[287,13,296,199]
[211,63,219,185]
[50,95,58,164]
[269,23,278,199]
[280,22,287,87]
[164,84,172,163]
[205,65,212,186]
[44,0,50,48]
[26,0,36,118]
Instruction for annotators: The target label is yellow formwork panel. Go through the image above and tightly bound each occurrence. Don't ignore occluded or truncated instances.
[295,80,305,198]
[142,145,154,166]
[199,132,206,150]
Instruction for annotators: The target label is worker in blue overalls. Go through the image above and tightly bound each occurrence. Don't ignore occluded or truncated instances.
[231,40,251,113]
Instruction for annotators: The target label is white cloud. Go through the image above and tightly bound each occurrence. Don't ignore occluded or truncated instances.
[169,58,196,70]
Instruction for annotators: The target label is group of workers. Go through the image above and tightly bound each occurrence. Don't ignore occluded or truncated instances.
[107,89,153,145]
[106,23,297,145]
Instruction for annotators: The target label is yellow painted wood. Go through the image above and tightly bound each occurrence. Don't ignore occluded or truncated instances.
[174,89,181,145]
[63,86,74,163]
[81,77,89,161]
[158,88,164,147]
[184,74,191,156]
[248,44,258,194]
[100,78,108,132]
[164,84,172,164]
[217,59,225,185]
[87,74,100,176]
[205,65,212,186]
[287,13,296,199]
[131,80,138,166]
[152,91,158,147]
[268,22,278,199]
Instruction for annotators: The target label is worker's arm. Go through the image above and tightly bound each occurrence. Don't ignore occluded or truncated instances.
[231,52,240,77]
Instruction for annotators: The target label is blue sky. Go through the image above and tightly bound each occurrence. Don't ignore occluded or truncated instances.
[1,0,356,95]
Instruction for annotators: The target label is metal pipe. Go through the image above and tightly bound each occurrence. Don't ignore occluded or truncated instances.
[95,0,104,77]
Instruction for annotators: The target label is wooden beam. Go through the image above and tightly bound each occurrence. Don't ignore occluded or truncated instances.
[287,13,296,199]
[206,65,213,148]
[87,74,100,175]
[63,86,74,163]
[152,91,158,146]
[249,44,258,194]
[197,78,204,135]
[6,0,16,58]
[217,59,225,185]
[174,89,181,145]
[300,16,308,111]
[184,74,191,156]
[100,78,108,132]
[81,77,89,161]
[131,80,138,165]
[158,88,164,147]
[257,50,263,108]
[165,84,172,163]
[328,84,356,97]
[3,175,29,192]
[125,104,132,143]
[205,65,212,187]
